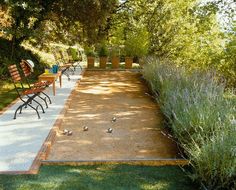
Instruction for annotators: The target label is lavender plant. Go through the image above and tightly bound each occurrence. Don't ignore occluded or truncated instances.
[142,57,236,189]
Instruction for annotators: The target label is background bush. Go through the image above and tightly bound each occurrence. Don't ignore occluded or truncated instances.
[142,57,236,189]
[0,38,47,79]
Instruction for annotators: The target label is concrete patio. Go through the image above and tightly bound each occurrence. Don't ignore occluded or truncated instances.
[0,68,83,173]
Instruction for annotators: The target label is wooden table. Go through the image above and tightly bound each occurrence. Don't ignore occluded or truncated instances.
[38,71,62,96]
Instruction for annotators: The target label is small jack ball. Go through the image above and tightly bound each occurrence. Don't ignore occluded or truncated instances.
[112,117,116,122]
[107,128,113,133]
[83,126,88,131]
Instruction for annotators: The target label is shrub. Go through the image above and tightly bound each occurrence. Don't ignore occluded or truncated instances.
[142,57,236,189]
[110,46,120,57]
[188,128,236,189]
[85,47,96,57]
[67,47,81,61]
[124,28,149,57]
[98,45,109,57]
[0,38,47,79]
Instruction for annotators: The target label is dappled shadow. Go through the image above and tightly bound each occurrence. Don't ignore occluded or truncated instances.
[0,165,198,190]
[48,71,181,161]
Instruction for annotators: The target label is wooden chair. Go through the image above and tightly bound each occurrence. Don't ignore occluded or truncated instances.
[66,48,83,72]
[8,65,45,119]
[20,60,52,107]
[52,50,71,81]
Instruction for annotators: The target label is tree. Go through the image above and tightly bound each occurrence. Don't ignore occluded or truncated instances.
[1,0,119,52]
[110,0,235,86]
[1,0,55,57]
[44,0,119,45]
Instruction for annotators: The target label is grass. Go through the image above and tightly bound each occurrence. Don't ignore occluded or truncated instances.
[0,165,198,190]
[0,80,17,111]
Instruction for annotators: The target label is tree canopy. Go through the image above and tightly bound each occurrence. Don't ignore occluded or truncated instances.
[0,0,235,86]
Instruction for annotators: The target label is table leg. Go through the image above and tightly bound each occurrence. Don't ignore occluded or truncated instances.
[59,75,62,88]
[53,80,56,96]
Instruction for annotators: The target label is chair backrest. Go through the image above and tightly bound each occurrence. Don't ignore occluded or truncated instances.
[66,49,74,62]
[8,65,22,82]
[52,50,62,62]
[20,60,31,77]
[58,50,68,63]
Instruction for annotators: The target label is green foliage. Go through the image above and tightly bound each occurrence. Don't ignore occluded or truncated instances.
[98,45,109,57]
[111,0,235,87]
[143,57,236,189]
[2,1,55,42]
[124,25,149,57]
[85,47,96,57]
[2,0,235,87]
[0,38,48,78]
[110,46,120,57]
[67,47,81,61]
[49,0,119,45]
[217,22,236,87]
[189,129,236,189]
[2,0,119,48]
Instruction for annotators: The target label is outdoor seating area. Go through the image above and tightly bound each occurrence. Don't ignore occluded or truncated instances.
[8,64,47,119]
[52,49,83,81]
[0,68,187,174]
[0,1,235,189]
[0,65,83,172]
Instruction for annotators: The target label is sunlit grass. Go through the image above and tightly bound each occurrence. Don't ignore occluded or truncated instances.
[0,80,17,111]
[0,165,198,190]
[0,80,37,111]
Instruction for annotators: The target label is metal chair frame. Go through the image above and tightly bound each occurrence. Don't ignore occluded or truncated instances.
[20,60,52,108]
[52,50,72,81]
[8,65,45,119]
[66,48,83,72]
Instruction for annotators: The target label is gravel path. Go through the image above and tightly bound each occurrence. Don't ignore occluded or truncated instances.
[48,71,181,161]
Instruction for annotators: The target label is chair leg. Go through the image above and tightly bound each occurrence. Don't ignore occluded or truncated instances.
[26,94,41,118]
[37,94,49,108]
[14,94,41,119]
[32,98,45,113]
[78,63,82,71]
[69,67,75,75]
[26,94,45,113]
[14,105,23,119]
[62,68,70,81]
[19,106,23,114]
[27,103,40,119]
[42,92,52,104]
[74,62,82,71]
[73,62,81,72]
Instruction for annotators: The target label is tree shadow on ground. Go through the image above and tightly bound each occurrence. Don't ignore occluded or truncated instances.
[0,165,199,190]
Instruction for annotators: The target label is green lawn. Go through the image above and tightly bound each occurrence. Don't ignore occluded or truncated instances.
[0,79,39,111]
[0,165,198,190]
[0,80,17,111]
